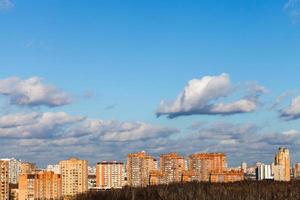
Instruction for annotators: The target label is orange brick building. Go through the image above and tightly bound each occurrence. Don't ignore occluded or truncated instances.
[19,171,61,200]
[159,152,186,184]
[126,151,157,187]
[189,153,226,182]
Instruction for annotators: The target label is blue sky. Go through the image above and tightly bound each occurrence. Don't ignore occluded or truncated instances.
[1,0,300,167]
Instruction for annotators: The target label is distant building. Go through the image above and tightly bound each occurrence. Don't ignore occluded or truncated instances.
[294,163,300,179]
[46,164,60,174]
[0,158,21,184]
[20,162,36,174]
[256,164,273,180]
[160,152,186,184]
[241,162,247,173]
[126,151,157,187]
[273,147,290,181]
[59,157,88,197]
[188,153,226,182]
[210,169,244,183]
[0,160,9,200]
[96,161,124,189]
[19,170,61,200]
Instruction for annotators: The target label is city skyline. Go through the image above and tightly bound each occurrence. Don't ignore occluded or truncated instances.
[1,0,300,167]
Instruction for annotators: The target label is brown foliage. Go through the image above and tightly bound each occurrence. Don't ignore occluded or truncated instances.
[73,180,300,200]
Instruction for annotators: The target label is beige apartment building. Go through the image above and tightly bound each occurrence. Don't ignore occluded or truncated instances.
[273,147,291,181]
[19,171,61,200]
[189,153,226,182]
[126,151,157,187]
[159,152,186,184]
[0,160,9,200]
[96,161,124,189]
[59,157,88,197]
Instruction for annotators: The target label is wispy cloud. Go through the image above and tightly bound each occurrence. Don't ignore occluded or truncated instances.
[0,0,14,11]
[284,0,300,23]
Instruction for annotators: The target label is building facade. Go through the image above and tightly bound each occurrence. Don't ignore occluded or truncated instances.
[256,164,273,180]
[59,157,88,197]
[159,152,186,184]
[0,160,9,200]
[126,151,157,187]
[19,171,61,200]
[210,169,244,183]
[20,162,36,175]
[189,153,226,182]
[1,158,21,185]
[96,161,124,189]
[274,147,290,181]
[294,163,300,179]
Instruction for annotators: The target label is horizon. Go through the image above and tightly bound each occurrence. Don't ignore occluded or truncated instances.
[1,0,300,167]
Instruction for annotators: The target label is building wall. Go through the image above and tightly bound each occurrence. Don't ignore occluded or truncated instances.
[19,174,35,200]
[274,147,290,181]
[160,152,186,184]
[126,151,157,187]
[59,157,88,197]
[20,162,36,175]
[294,163,300,179]
[210,170,244,183]
[35,171,61,199]
[189,153,226,182]
[19,171,61,200]
[0,160,9,200]
[96,161,124,189]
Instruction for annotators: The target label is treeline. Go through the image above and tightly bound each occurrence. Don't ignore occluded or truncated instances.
[73,180,300,200]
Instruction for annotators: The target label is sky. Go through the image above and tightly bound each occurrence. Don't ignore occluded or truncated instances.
[0,0,300,167]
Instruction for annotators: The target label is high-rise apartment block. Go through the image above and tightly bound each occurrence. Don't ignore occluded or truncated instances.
[0,158,21,184]
[59,157,88,197]
[0,160,9,200]
[96,161,124,189]
[126,151,157,187]
[189,153,226,181]
[273,147,290,181]
[159,152,186,184]
[19,171,61,200]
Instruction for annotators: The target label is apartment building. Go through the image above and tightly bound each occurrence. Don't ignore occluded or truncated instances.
[59,157,88,197]
[0,160,9,200]
[189,153,226,181]
[96,161,124,189]
[126,151,157,187]
[159,152,186,184]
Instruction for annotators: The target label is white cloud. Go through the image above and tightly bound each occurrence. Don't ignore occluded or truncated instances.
[0,77,71,107]
[280,96,300,120]
[0,0,14,11]
[156,74,265,118]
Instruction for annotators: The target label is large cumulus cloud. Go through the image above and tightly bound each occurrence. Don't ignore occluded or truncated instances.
[156,73,266,118]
